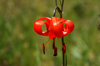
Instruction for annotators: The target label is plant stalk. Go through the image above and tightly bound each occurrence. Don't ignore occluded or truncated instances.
[54,0,66,66]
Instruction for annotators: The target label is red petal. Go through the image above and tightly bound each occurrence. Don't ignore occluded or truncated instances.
[49,31,56,39]
[49,17,57,39]
[63,20,74,36]
[55,18,66,38]
[58,18,66,24]
[34,17,51,36]
[49,17,64,39]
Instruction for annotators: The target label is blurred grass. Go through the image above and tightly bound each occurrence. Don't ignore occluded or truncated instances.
[0,0,100,66]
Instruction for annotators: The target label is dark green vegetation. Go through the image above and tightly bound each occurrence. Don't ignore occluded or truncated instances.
[0,0,100,66]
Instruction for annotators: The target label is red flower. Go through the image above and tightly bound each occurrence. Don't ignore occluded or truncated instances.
[34,17,74,56]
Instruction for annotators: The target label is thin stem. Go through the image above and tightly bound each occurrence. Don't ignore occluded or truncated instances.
[53,6,62,17]
[60,0,66,66]
[59,0,62,6]
[61,0,64,11]
[60,6,65,65]
[55,0,57,6]
[57,38,63,47]
[45,39,50,48]
[53,4,65,66]
[62,37,65,66]
[53,0,66,65]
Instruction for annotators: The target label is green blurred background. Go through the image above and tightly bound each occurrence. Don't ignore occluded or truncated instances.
[0,0,100,66]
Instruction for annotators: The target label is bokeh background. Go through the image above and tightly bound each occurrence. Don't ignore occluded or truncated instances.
[0,0,100,66]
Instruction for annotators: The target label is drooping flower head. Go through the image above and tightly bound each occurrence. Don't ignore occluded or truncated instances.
[34,17,74,56]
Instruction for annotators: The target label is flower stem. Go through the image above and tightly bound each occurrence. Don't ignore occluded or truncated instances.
[53,6,62,17]
[62,37,65,66]
[54,0,66,66]
[59,10,65,66]
[60,0,66,66]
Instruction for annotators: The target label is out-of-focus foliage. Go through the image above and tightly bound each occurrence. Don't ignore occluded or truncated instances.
[0,0,100,66]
